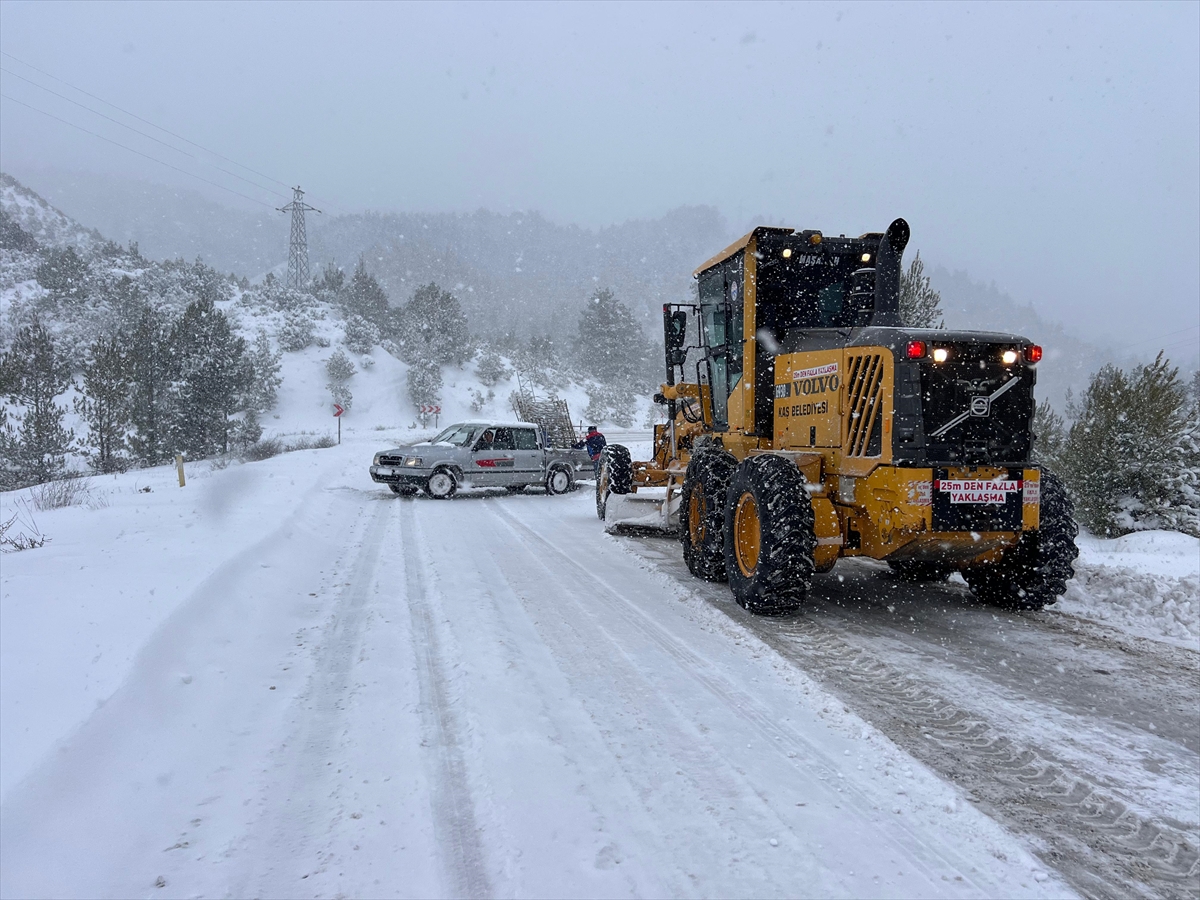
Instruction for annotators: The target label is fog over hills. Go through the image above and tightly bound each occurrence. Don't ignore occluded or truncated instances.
[3,168,1141,409]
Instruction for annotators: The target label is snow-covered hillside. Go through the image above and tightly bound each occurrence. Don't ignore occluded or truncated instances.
[0,172,100,251]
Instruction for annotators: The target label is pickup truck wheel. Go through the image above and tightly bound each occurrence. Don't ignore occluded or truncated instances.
[389,484,418,496]
[546,466,572,495]
[723,455,815,614]
[424,468,458,500]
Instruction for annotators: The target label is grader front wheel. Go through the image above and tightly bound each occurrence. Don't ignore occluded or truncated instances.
[722,455,816,614]
[595,444,633,520]
[679,450,735,581]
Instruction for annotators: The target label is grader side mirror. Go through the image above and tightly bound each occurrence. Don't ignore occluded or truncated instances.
[664,309,688,367]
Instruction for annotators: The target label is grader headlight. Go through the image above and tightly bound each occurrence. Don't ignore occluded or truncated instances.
[932,347,950,363]
[1001,349,1019,365]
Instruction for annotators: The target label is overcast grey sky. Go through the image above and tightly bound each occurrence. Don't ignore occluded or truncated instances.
[1,0,1196,356]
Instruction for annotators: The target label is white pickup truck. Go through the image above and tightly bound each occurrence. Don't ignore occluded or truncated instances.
[369,420,593,499]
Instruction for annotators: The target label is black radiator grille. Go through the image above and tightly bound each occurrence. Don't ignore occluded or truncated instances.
[845,352,886,457]
[919,345,1033,465]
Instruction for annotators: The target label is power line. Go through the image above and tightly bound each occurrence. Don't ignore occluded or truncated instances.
[1,50,294,194]
[1,50,345,216]
[0,93,279,211]
[1121,323,1199,349]
[0,66,289,202]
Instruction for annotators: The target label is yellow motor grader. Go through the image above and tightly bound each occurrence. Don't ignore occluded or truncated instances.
[596,218,1078,613]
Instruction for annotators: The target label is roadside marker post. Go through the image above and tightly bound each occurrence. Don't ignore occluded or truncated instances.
[175,453,186,487]
[334,403,344,444]
[419,404,441,429]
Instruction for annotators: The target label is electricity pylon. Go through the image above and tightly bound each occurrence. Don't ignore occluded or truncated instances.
[279,186,320,290]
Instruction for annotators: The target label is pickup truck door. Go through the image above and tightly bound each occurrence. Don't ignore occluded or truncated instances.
[471,427,516,486]
[512,427,545,484]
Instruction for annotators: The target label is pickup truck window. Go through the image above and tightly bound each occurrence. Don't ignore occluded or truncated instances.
[515,429,540,450]
[488,428,516,450]
[431,423,478,446]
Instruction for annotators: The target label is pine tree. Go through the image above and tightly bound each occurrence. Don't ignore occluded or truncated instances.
[325,349,356,412]
[1059,353,1199,536]
[340,259,391,328]
[343,314,380,355]
[170,298,248,457]
[35,246,89,302]
[316,262,345,295]
[398,283,471,366]
[75,334,131,473]
[475,347,510,386]
[406,356,442,409]
[574,288,651,385]
[0,321,75,485]
[245,331,283,413]
[899,252,945,328]
[126,306,176,466]
[278,309,315,351]
[1031,401,1067,473]
[0,209,38,252]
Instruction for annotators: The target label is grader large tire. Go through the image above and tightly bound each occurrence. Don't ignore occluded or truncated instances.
[679,450,736,582]
[595,444,633,520]
[963,471,1079,611]
[723,455,816,614]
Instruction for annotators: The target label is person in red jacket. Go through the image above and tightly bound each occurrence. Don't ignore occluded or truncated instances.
[574,425,607,477]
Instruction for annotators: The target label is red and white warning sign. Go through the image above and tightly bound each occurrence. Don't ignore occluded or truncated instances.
[419,404,441,415]
[1023,479,1040,504]
[936,479,1022,505]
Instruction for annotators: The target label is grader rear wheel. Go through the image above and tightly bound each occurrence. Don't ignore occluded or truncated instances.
[963,471,1079,610]
[722,455,816,614]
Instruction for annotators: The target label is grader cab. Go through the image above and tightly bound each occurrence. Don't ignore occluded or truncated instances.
[596,218,1079,613]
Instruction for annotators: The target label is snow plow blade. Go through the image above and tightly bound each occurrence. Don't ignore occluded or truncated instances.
[603,488,680,534]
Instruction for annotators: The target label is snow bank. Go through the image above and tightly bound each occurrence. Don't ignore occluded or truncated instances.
[1057,530,1199,647]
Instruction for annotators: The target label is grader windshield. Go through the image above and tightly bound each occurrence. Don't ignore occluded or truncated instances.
[753,231,880,336]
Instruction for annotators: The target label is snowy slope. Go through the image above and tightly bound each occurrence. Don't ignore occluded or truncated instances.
[1057,530,1199,647]
[0,172,101,250]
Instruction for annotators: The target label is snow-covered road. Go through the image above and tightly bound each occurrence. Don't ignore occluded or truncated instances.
[1,436,1194,898]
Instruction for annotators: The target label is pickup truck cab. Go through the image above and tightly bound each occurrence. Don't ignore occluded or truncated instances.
[370,420,593,499]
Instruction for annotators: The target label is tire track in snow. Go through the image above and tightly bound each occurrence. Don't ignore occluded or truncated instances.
[232,494,393,891]
[618,535,1200,900]
[398,500,493,899]
[476,500,807,897]
[490,501,1026,895]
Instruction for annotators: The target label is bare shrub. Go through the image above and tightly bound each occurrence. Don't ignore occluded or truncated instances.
[242,438,285,462]
[0,507,49,552]
[30,476,91,511]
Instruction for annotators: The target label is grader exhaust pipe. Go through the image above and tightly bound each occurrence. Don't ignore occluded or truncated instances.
[870,217,910,328]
